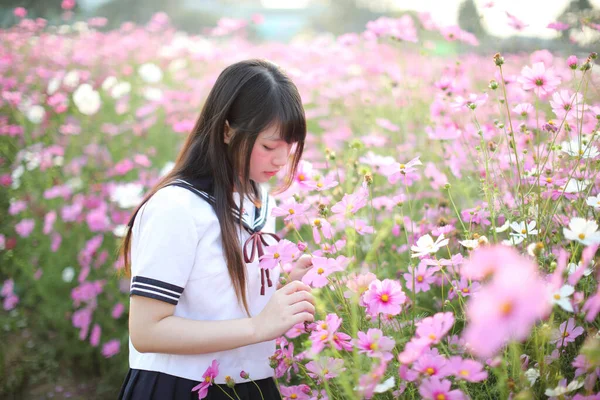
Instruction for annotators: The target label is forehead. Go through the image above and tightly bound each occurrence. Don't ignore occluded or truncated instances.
[258,124,285,141]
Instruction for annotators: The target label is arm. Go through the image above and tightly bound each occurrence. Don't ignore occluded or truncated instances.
[129,280,315,355]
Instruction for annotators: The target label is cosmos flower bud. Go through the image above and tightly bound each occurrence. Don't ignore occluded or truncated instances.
[567,55,578,69]
[493,53,504,66]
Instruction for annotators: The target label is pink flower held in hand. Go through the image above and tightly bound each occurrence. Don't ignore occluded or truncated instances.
[355,328,396,361]
[301,256,347,288]
[260,239,297,270]
[363,279,406,316]
[551,318,584,348]
[271,197,310,222]
[518,62,561,98]
[192,359,219,399]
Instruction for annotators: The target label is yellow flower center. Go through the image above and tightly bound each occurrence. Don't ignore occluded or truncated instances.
[381,294,389,302]
[298,174,305,181]
[399,163,406,170]
[322,369,329,375]
[317,268,325,275]
[545,177,553,183]
[429,333,437,340]
[553,294,561,300]
[274,252,280,259]
[579,233,586,240]
[205,376,211,382]
[462,288,469,294]
[369,342,379,351]
[291,395,298,399]
[320,333,328,340]
[317,182,323,188]
[426,367,435,375]
[521,229,527,234]
[314,219,321,227]
[321,323,328,330]
[436,395,447,400]
[417,276,424,283]
[563,331,570,338]
[500,301,513,316]
[288,209,295,215]
[460,370,469,376]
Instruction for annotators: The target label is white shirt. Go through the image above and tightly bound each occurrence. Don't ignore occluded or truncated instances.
[127,181,280,384]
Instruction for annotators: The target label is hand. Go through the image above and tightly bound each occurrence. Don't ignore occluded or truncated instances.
[251,280,315,342]
[289,254,313,282]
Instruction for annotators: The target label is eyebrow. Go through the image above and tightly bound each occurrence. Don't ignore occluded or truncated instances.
[264,137,286,142]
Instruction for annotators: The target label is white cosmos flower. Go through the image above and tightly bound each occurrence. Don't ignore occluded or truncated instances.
[560,178,590,194]
[143,87,163,101]
[138,63,163,83]
[113,224,128,237]
[544,380,584,396]
[550,284,574,312]
[110,183,144,209]
[566,262,593,277]
[102,76,118,91]
[524,368,539,387]
[563,217,600,245]
[502,233,525,246]
[586,195,600,209]
[63,70,80,88]
[62,266,75,283]
[459,236,488,249]
[411,233,449,258]
[111,81,131,99]
[510,220,538,236]
[560,139,600,159]
[47,76,61,95]
[73,83,101,115]
[26,105,45,124]
[494,220,510,232]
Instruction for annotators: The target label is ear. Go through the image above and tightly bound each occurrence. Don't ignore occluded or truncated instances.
[224,120,233,144]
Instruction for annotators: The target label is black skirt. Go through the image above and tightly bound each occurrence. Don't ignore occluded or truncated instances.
[118,368,282,400]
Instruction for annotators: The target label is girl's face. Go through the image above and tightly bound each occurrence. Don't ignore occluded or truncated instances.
[249,124,293,184]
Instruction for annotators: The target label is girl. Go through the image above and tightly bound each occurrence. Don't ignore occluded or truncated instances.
[118,59,316,400]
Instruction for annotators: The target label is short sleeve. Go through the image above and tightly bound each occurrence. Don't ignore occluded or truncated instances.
[130,187,200,305]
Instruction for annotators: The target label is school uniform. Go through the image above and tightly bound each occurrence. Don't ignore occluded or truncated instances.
[118,177,282,400]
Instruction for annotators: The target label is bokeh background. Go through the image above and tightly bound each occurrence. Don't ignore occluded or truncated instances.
[1,0,599,399]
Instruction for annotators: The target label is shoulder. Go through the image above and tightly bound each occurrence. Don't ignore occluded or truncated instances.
[137,185,218,229]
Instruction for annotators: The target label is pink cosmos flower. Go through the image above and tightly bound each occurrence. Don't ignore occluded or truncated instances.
[353,219,374,235]
[344,272,377,305]
[513,103,534,117]
[550,90,587,122]
[15,219,35,238]
[101,339,120,358]
[271,197,310,222]
[279,385,310,400]
[398,336,432,364]
[310,217,333,244]
[413,348,449,378]
[518,62,561,97]
[306,356,346,381]
[3,295,19,310]
[506,12,528,31]
[304,174,338,192]
[366,15,418,42]
[191,359,219,399]
[90,324,101,347]
[260,239,297,270]
[582,286,600,322]
[415,312,455,344]
[551,318,584,348]
[355,328,395,361]
[419,377,466,400]
[547,21,570,31]
[111,303,125,319]
[403,263,438,293]
[309,314,352,355]
[14,7,27,18]
[301,256,347,288]
[567,55,578,69]
[330,186,368,215]
[363,279,406,316]
[463,247,551,358]
[380,156,422,184]
[356,360,389,400]
[446,356,488,382]
[294,160,314,188]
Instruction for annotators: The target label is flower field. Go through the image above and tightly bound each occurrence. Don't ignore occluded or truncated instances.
[1,8,600,400]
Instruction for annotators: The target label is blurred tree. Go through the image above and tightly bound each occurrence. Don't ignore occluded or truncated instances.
[310,0,379,35]
[457,0,487,39]
[557,0,599,43]
[0,0,79,27]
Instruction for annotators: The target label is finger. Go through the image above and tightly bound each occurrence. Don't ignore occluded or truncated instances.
[288,290,315,306]
[290,301,315,316]
[283,280,312,294]
[293,312,314,325]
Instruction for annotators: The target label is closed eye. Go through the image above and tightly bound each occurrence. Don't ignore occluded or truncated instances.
[263,145,274,151]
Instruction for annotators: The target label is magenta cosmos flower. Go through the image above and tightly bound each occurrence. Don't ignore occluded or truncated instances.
[279,384,310,400]
[301,255,348,288]
[419,377,466,400]
[363,278,407,316]
[415,312,455,345]
[446,356,488,382]
[551,318,585,348]
[518,62,561,97]
[191,359,219,399]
